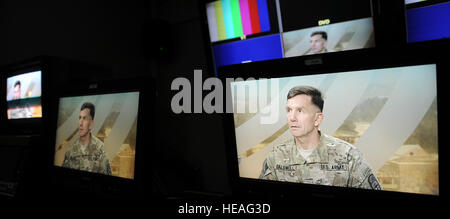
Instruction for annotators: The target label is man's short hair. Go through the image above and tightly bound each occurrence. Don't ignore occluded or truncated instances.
[311,31,327,40]
[287,86,324,112]
[14,81,21,88]
[80,102,95,120]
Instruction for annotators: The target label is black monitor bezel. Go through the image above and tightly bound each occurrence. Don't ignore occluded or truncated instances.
[46,77,152,198]
[218,40,447,201]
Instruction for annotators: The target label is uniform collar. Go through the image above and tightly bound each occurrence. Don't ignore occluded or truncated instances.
[293,131,329,163]
[74,133,94,155]
[289,139,304,163]
[312,132,329,162]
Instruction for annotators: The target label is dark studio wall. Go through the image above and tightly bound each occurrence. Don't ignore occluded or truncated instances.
[149,0,230,196]
[0,0,230,196]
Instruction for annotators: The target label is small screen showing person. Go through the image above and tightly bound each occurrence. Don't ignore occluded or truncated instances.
[231,64,439,195]
[283,18,375,58]
[53,92,140,179]
[6,71,42,119]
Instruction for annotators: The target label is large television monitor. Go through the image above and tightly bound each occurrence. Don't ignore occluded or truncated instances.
[219,42,446,200]
[48,78,150,198]
[405,0,450,43]
[201,0,403,75]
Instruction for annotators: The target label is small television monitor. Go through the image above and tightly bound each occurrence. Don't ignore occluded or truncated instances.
[1,56,113,135]
[219,43,445,200]
[405,0,450,43]
[1,57,47,135]
[48,78,149,198]
[202,0,387,75]
[6,70,42,120]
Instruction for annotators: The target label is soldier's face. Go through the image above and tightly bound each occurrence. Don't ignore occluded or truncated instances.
[310,34,327,54]
[13,84,21,99]
[79,108,94,138]
[286,94,323,138]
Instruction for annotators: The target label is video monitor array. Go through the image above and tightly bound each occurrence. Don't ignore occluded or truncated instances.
[228,63,439,196]
[6,70,42,119]
[53,91,140,180]
[205,0,375,74]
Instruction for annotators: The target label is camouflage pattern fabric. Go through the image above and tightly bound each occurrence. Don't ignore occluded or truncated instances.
[8,107,32,119]
[62,134,112,175]
[259,133,382,190]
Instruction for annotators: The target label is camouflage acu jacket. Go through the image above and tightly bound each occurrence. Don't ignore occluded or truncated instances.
[259,133,382,190]
[62,134,112,176]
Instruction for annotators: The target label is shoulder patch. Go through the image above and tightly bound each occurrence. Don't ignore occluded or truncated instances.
[368,174,382,190]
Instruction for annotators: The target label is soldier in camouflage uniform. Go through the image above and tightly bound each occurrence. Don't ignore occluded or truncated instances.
[62,102,112,175]
[259,86,381,190]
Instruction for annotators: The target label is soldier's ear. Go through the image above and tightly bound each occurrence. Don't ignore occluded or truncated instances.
[315,112,323,127]
[89,120,94,130]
